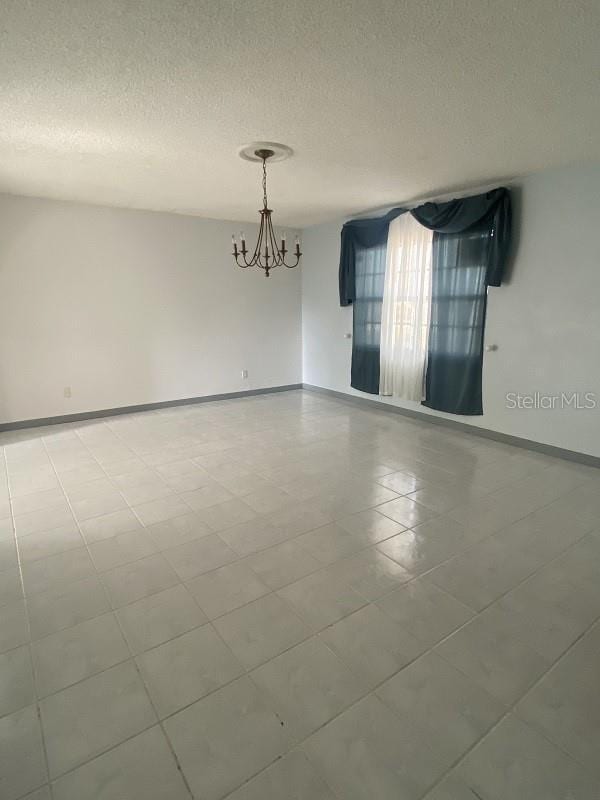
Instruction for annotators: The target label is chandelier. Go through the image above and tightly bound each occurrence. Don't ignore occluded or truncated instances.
[232,145,301,277]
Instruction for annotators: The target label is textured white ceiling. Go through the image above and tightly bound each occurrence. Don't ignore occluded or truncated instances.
[1,0,599,226]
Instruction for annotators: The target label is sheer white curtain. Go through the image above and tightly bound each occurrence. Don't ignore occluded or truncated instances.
[379,213,433,401]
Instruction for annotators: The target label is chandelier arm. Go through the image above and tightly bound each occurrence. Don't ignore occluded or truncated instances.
[282,254,294,268]
[283,253,301,268]
[266,216,283,267]
[239,239,255,268]
[249,212,266,268]
[282,239,302,268]
[235,230,255,268]
[232,241,247,268]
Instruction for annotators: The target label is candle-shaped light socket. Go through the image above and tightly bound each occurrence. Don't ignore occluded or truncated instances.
[231,148,301,274]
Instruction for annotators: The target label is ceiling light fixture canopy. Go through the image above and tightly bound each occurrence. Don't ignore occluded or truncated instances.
[232,144,301,277]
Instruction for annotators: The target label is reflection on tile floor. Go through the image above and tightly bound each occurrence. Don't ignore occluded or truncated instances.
[0,389,599,799]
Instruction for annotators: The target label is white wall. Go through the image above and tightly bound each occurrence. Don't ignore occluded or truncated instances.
[0,194,302,423]
[3,163,598,455]
[302,162,600,458]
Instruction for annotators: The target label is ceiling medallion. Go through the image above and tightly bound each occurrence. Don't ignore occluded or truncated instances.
[232,142,301,277]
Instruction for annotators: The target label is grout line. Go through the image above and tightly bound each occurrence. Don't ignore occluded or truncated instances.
[419,618,600,798]
[3,424,595,637]
[22,411,348,791]
[3,443,595,647]
[42,719,160,792]
[2,445,54,799]
[302,384,600,469]
[21,560,600,798]
[509,617,600,770]
[1,394,598,797]
[217,548,600,800]
[111,598,196,799]
[12,450,582,633]
[39,432,196,797]
[17,514,599,783]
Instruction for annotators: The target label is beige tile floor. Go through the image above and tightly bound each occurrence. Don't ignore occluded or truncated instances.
[0,389,599,799]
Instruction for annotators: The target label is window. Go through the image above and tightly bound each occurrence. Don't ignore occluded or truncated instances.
[379,213,433,401]
[423,222,490,414]
[340,189,510,413]
[351,241,387,393]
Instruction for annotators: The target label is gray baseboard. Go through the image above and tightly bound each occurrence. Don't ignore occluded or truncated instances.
[4,381,597,468]
[0,384,303,433]
[302,383,600,469]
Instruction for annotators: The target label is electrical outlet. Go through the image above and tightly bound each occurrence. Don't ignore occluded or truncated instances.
[64,386,72,398]
[241,370,248,379]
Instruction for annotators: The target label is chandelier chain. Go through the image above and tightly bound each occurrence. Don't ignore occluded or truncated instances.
[262,157,268,209]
